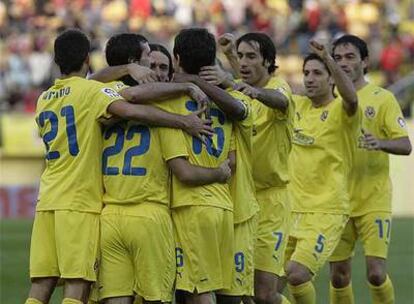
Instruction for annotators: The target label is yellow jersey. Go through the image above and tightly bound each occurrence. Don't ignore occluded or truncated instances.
[350,83,408,216]
[102,123,188,207]
[35,76,123,213]
[289,95,360,214]
[157,95,234,210]
[251,76,294,190]
[228,90,260,224]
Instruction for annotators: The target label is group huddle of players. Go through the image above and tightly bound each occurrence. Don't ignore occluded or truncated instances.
[25,27,411,304]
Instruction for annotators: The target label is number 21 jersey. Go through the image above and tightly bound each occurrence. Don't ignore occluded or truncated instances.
[35,76,122,213]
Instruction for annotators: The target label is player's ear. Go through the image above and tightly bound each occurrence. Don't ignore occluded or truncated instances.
[174,54,181,72]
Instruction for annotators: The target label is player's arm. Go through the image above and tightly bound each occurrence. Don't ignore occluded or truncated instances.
[107,100,213,139]
[309,40,358,116]
[167,157,231,186]
[88,63,157,84]
[174,73,246,121]
[361,130,412,155]
[119,82,209,105]
[218,33,241,78]
[228,150,236,174]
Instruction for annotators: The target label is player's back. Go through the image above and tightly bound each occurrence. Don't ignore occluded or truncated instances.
[36,76,121,213]
[157,95,234,210]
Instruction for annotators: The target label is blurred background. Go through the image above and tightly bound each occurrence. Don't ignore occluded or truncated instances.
[0,0,413,303]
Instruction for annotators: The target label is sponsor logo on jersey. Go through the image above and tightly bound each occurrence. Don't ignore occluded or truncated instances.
[293,130,315,145]
[101,88,121,98]
[397,117,406,128]
[365,106,376,119]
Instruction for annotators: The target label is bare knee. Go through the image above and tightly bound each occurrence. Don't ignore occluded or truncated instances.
[286,261,312,286]
[28,277,58,303]
[330,260,352,288]
[104,297,134,304]
[216,294,242,304]
[366,257,387,286]
[64,279,92,303]
[254,270,281,304]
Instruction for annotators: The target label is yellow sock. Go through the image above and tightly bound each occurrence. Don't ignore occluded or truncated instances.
[62,298,83,304]
[329,282,355,304]
[368,275,394,304]
[288,281,315,304]
[280,295,292,304]
[25,298,44,304]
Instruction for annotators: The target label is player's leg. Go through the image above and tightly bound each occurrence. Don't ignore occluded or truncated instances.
[55,211,100,304]
[133,204,175,303]
[286,213,347,304]
[357,212,394,304]
[172,206,234,303]
[26,211,59,304]
[217,215,257,304]
[329,218,357,304]
[254,188,291,304]
[98,209,135,303]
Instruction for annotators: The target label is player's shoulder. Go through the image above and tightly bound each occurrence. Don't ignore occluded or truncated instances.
[265,76,291,92]
[292,94,311,109]
[361,83,396,105]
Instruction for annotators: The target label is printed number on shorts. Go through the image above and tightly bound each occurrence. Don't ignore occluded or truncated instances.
[102,124,150,176]
[272,231,283,251]
[176,247,184,267]
[314,234,325,253]
[235,252,245,272]
[375,218,391,240]
[38,105,80,160]
[186,100,225,157]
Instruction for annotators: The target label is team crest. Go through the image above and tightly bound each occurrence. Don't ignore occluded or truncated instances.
[320,110,329,121]
[397,117,406,128]
[365,106,376,119]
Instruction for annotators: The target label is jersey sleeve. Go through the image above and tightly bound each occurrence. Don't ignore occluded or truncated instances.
[90,82,124,120]
[159,128,189,161]
[381,94,408,139]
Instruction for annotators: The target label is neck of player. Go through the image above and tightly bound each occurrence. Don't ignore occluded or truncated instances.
[311,93,335,108]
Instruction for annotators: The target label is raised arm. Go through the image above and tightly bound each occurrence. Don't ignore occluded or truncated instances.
[107,100,213,139]
[174,73,246,121]
[168,157,231,186]
[309,40,358,116]
[218,33,241,78]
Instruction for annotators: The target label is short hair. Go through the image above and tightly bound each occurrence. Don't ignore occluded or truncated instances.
[105,33,148,66]
[54,29,90,75]
[173,28,216,74]
[332,34,369,73]
[150,43,174,80]
[105,33,148,86]
[236,32,277,74]
[302,53,330,75]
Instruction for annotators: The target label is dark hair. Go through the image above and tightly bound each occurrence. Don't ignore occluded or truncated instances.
[173,28,216,74]
[54,29,90,75]
[105,33,148,66]
[236,32,277,74]
[105,33,148,86]
[302,53,330,75]
[303,53,336,97]
[150,43,174,80]
[332,34,369,73]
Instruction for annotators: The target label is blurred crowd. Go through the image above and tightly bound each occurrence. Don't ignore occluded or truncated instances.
[1,0,414,113]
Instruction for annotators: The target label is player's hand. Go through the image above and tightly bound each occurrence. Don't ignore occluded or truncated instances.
[234,82,260,99]
[361,129,383,150]
[182,106,214,141]
[173,72,196,83]
[186,83,210,109]
[217,159,232,183]
[218,33,236,55]
[199,65,232,87]
[127,63,158,84]
[309,40,329,60]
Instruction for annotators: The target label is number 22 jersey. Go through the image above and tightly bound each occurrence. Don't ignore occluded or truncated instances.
[35,76,122,213]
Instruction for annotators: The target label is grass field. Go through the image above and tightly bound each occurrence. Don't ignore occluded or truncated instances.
[1,218,413,303]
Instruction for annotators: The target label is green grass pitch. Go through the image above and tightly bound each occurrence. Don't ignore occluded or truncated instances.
[1,218,413,303]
